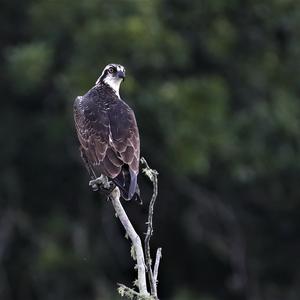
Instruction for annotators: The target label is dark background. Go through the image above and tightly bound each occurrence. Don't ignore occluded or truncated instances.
[1,0,300,299]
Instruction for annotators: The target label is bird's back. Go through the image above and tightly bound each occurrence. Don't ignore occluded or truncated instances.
[74,83,140,200]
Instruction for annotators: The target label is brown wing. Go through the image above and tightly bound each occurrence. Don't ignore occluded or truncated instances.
[107,99,140,199]
[108,99,140,173]
[74,94,140,199]
[74,95,116,177]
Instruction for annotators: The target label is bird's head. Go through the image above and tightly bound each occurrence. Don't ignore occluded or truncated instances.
[95,64,126,97]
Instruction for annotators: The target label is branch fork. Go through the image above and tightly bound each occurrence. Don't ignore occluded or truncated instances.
[81,152,161,299]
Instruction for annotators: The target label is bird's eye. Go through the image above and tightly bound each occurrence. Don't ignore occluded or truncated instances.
[108,67,114,74]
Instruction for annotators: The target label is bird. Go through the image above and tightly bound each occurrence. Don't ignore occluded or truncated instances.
[73,64,140,200]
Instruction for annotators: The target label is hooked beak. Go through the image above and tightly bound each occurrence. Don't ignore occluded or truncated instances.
[117,70,125,79]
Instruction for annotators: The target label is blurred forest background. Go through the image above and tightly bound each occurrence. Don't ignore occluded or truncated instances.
[1,0,300,299]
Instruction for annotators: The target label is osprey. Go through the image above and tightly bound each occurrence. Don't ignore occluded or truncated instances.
[73,64,140,200]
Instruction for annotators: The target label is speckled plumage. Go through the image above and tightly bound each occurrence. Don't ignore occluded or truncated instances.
[74,67,140,200]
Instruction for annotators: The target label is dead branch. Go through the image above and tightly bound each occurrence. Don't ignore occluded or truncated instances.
[109,187,149,297]
[141,157,159,298]
[153,248,162,285]
[80,152,161,299]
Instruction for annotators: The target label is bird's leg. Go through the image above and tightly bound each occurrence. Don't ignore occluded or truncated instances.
[80,147,108,191]
[79,146,96,180]
[79,147,115,194]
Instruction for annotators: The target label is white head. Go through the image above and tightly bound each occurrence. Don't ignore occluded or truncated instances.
[95,64,126,98]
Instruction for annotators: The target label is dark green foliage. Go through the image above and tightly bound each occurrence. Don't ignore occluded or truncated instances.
[1,0,300,299]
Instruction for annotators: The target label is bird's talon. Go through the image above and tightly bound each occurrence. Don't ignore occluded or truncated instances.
[89,178,98,186]
[89,176,111,191]
[91,184,98,191]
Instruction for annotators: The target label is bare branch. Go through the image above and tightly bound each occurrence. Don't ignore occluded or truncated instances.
[153,248,162,285]
[80,152,161,299]
[141,157,159,298]
[109,187,149,297]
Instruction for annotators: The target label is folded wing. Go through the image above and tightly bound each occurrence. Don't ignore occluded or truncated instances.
[74,95,140,200]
